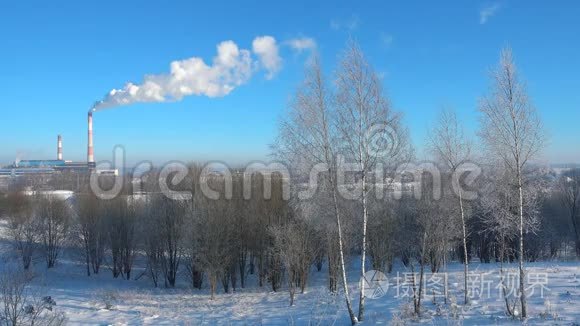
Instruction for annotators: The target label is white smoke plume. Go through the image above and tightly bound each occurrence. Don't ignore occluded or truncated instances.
[92,36,281,111]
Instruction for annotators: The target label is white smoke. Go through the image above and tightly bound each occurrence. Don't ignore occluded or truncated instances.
[93,36,281,111]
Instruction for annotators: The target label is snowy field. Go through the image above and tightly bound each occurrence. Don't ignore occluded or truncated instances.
[1,225,579,325]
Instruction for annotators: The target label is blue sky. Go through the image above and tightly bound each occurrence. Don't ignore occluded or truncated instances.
[0,0,579,166]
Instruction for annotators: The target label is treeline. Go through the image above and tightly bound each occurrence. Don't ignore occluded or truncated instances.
[3,169,290,299]
[1,166,578,300]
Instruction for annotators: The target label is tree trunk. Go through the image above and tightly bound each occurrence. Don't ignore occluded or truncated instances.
[210,273,217,300]
[84,237,91,276]
[457,174,469,305]
[239,251,246,288]
[517,172,527,318]
[500,261,513,316]
[331,179,357,324]
[358,172,368,321]
[414,232,427,316]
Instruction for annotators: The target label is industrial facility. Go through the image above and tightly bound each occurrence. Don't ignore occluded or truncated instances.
[0,111,116,180]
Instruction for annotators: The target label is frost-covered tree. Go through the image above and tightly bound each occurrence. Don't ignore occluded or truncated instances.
[335,40,410,321]
[427,108,472,304]
[270,218,319,306]
[273,55,358,323]
[479,47,546,318]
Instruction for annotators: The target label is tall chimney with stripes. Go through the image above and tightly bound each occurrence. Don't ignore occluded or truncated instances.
[57,135,63,160]
[88,111,94,164]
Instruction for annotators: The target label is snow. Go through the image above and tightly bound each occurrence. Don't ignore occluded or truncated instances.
[1,221,579,325]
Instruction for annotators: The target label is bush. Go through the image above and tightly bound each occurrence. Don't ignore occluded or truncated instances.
[0,267,66,326]
[96,289,119,310]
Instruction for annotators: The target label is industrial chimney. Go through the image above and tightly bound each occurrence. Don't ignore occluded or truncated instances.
[88,111,94,163]
[57,135,63,160]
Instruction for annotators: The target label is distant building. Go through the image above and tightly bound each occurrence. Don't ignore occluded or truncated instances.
[2,134,109,183]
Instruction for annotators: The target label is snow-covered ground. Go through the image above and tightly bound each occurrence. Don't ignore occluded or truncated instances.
[1,223,579,325]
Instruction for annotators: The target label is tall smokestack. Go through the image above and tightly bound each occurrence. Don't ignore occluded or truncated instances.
[88,111,94,163]
[57,135,63,160]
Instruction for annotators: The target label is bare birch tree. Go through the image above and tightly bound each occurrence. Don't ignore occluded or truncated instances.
[478,47,546,318]
[335,40,410,322]
[478,163,543,316]
[273,55,358,324]
[427,108,472,304]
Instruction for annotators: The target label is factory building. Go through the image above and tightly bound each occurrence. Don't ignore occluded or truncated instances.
[1,135,95,174]
[0,111,116,181]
